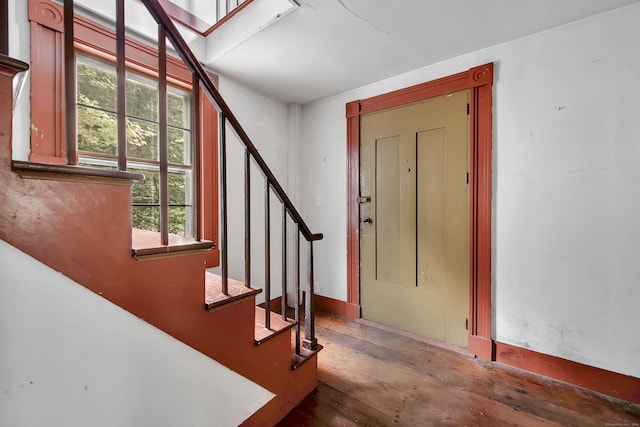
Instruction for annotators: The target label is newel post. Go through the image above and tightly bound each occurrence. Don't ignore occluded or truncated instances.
[303,240,319,351]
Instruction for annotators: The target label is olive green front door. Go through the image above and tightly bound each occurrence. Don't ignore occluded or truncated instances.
[360,90,469,347]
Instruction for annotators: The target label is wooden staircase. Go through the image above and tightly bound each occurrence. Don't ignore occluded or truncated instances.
[0,1,321,423]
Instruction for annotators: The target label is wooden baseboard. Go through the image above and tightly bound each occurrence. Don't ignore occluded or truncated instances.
[314,295,347,316]
[313,295,362,320]
[257,296,283,311]
[468,334,494,361]
[345,302,360,319]
[495,341,640,404]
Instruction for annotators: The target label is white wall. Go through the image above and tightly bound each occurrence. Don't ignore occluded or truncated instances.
[0,240,273,427]
[300,4,640,378]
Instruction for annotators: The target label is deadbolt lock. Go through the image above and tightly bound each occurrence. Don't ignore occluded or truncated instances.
[357,196,371,204]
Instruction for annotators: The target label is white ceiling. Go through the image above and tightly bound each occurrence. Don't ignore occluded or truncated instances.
[203,0,640,104]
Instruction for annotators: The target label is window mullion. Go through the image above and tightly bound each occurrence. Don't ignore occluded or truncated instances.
[158,25,169,245]
[191,73,201,241]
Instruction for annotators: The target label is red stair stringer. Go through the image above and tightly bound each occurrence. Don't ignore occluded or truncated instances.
[0,57,316,427]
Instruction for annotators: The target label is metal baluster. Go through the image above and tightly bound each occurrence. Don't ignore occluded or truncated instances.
[303,241,318,350]
[0,0,8,55]
[281,205,287,321]
[158,26,169,246]
[219,112,228,295]
[116,0,126,171]
[137,0,323,359]
[64,0,77,165]
[244,149,251,288]
[294,225,301,356]
[264,180,271,330]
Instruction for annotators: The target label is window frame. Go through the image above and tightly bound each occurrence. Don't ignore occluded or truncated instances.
[76,54,195,237]
[28,0,219,266]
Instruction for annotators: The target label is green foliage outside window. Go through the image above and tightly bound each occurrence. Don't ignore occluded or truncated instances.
[76,58,192,236]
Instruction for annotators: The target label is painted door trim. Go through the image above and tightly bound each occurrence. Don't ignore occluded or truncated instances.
[345,63,494,359]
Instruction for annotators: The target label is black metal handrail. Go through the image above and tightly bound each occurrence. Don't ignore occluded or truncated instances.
[62,0,322,358]
[141,0,322,244]
[141,0,323,355]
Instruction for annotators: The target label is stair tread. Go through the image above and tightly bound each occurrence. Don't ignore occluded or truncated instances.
[205,272,261,310]
[255,307,296,344]
[132,228,215,259]
[292,344,324,370]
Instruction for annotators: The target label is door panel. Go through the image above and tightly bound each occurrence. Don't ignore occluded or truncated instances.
[375,135,416,286]
[417,128,445,291]
[360,90,469,347]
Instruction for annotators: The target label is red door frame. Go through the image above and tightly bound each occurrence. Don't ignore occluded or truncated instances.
[345,63,494,359]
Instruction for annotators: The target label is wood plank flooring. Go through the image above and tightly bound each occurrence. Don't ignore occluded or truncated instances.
[278,312,640,426]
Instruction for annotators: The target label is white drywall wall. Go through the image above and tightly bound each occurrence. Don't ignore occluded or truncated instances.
[0,240,273,427]
[300,4,640,377]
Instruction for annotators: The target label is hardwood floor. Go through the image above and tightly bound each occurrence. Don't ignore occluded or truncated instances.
[278,312,640,426]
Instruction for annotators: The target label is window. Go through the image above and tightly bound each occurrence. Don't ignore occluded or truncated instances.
[28,0,220,265]
[76,56,194,237]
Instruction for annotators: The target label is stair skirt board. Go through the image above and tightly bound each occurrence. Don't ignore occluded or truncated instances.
[0,240,274,427]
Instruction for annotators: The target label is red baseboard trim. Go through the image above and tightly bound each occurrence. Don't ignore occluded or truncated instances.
[313,295,362,320]
[495,341,640,404]
[345,303,361,319]
[468,334,494,361]
[257,296,283,311]
[314,295,348,317]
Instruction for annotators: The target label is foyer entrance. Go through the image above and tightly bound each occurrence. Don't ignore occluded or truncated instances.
[359,90,469,347]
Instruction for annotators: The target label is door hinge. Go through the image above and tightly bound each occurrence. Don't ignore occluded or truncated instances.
[465,318,469,331]
[357,196,371,204]
[466,103,470,115]
[465,172,470,184]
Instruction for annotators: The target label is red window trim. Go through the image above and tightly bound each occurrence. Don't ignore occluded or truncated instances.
[28,0,219,266]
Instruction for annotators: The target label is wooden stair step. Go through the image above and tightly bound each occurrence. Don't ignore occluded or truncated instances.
[255,306,296,345]
[292,344,323,371]
[132,228,214,260]
[204,272,261,311]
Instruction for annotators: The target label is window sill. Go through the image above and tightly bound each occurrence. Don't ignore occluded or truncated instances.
[132,228,215,261]
[12,160,144,186]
